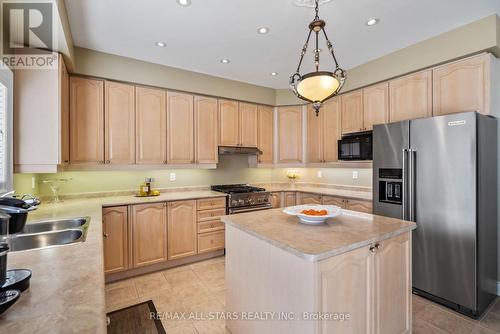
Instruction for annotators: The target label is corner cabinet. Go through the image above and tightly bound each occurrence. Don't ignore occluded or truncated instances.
[195,96,219,164]
[135,86,167,164]
[389,70,432,122]
[167,92,195,164]
[102,206,129,274]
[131,203,168,267]
[257,105,274,164]
[167,200,198,260]
[432,53,491,116]
[69,77,105,165]
[105,81,136,165]
[278,106,303,163]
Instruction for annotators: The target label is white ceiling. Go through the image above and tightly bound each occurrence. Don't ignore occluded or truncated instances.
[65,0,500,89]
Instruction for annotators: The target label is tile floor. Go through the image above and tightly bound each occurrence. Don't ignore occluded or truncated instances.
[106,256,500,334]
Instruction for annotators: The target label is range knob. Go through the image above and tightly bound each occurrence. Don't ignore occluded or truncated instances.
[238,199,245,206]
[248,198,255,205]
[231,200,238,206]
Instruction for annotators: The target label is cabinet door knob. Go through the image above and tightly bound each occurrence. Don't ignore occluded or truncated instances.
[106,160,110,164]
[103,233,108,238]
[369,243,380,253]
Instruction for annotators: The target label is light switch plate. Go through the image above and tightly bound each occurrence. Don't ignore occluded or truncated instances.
[352,171,358,179]
[169,173,176,182]
[317,170,322,178]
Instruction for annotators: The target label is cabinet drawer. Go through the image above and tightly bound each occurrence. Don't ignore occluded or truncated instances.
[198,220,225,234]
[197,208,226,222]
[198,231,225,253]
[197,197,226,210]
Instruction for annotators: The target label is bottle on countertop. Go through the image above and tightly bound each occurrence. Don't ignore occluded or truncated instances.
[140,177,154,196]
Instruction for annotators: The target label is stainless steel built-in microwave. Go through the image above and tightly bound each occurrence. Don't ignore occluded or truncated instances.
[338,132,373,161]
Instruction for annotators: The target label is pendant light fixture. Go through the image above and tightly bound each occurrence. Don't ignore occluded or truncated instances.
[290,0,346,116]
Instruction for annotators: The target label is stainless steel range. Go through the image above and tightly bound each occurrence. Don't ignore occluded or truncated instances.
[211,184,272,214]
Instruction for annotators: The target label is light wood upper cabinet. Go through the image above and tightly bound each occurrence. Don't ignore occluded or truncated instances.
[102,206,129,274]
[167,92,194,164]
[374,233,411,334]
[70,77,105,165]
[131,203,168,268]
[14,55,70,172]
[135,86,167,164]
[307,104,323,163]
[433,54,490,116]
[219,99,239,146]
[278,106,303,163]
[341,90,364,134]
[168,200,197,260]
[257,105,274,164]
[195,96,218,164]
[307,97,341,163]
[389,70,432,122]
[363,82,389,131]
[322,98,341,162]
[105,81,136,164]
[60,61,70,165]
[239,102,258,147]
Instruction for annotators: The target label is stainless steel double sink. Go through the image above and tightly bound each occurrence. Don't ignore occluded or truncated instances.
[9,217,90,252]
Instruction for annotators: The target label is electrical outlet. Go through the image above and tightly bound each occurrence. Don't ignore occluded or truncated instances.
[169,173,176,182]
[317,170,322,178]
[352,171,359,180]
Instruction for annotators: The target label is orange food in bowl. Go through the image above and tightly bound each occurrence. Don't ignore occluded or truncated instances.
[300,209,328,216]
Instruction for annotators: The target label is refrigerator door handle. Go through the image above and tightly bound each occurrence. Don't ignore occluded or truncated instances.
[402,148,409,220]
[409,149,417,222]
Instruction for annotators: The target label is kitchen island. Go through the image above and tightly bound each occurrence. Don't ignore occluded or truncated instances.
[222,208,416,334]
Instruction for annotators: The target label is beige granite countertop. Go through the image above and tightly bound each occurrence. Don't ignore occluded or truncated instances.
[0,190,226,334]
[262,184,373,201]
[222,208,415,262]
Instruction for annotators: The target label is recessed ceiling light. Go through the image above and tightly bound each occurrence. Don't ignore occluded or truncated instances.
[155,42,166,47]
[270,72,278,76]
[257,27,269,34]
[176,0,191,7]
[366,18,379,26]
[220,59,230,64]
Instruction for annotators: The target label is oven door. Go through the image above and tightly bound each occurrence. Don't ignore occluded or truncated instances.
[228,204,273,214]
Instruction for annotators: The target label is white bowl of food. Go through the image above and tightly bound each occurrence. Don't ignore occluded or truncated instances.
[283,204,343,225]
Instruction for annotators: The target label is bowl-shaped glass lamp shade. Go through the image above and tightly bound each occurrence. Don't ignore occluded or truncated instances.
[296,72,340,103]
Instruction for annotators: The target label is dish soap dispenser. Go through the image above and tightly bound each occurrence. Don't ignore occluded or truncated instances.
[139,178,153,196]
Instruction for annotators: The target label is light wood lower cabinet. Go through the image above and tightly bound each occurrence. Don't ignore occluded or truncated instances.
[102,206,129,274]
[270,192,281,208]
[321,195,346,207]
[198,231,225,254]
[346,199,373,213]
[196,198,226,253]
[167,200,197,260]
[318,232,411,334]
[298,193,322,205]
[131,203,168,267]
[284,192,296,207]
[374,233,412,334]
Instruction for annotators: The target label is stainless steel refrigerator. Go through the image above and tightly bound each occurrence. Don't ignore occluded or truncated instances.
[373,111,497,318]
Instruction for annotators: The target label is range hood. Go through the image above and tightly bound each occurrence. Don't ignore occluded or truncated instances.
[218,146,262,155]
